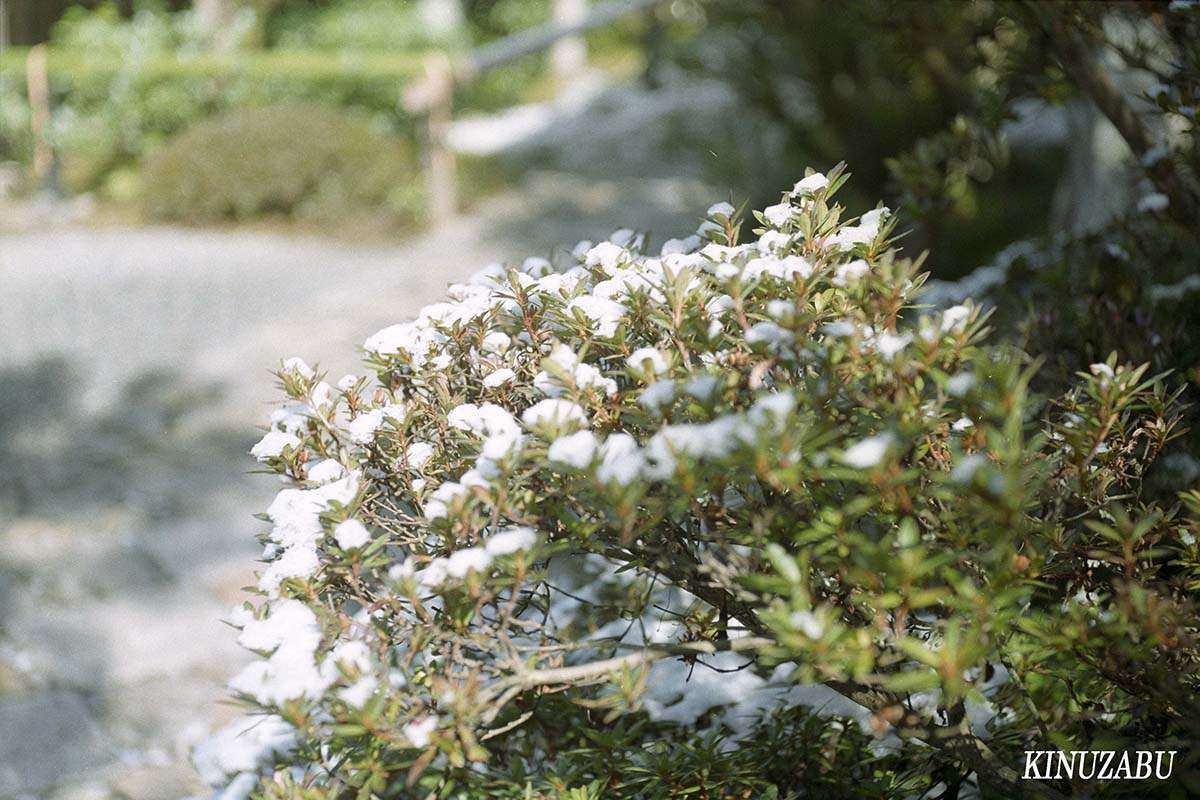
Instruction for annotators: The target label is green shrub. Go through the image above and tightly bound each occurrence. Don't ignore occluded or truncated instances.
[0,44,424,194]
[141,101,418,225]
[200,167,1199,799]
[0,70,33,165]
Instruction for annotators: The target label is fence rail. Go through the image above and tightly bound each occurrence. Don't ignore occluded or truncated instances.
[462,0,659,80]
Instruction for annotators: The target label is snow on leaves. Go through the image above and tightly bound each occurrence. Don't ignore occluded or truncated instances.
[212,166,1056,797]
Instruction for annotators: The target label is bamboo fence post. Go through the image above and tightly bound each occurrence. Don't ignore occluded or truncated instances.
[25,43,53,188]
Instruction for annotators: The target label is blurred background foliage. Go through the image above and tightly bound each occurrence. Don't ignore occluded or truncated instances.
[0,1,1196,283]
[0,0,653,216]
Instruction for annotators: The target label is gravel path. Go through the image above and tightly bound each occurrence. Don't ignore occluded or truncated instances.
[0,170,713,799]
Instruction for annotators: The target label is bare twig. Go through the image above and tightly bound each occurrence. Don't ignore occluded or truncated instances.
[503,636,772,691]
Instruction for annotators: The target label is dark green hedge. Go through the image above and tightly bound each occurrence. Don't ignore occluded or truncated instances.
[140,100,418,226]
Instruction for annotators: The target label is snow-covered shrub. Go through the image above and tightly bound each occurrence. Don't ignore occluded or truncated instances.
[211,166,1198,799]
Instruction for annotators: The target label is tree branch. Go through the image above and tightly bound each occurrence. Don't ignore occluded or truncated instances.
[501,636,773,690]
[1027,2,1198,226]
[934,727,1069,800]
